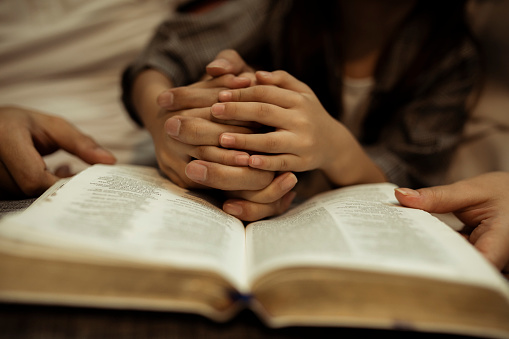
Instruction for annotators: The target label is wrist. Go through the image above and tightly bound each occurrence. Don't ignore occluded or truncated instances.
[132,69,173,129]
[322,127,386,186]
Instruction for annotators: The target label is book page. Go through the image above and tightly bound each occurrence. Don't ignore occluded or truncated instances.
[245,183,509,294]
[0,164,247,290]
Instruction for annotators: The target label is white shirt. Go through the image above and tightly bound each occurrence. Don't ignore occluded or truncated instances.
[0,0,177,173]
[341,76,374,138]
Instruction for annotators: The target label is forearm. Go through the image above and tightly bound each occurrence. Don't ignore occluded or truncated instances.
[327,151,387,187]
[323,126,387,187]
[131,69,173,130]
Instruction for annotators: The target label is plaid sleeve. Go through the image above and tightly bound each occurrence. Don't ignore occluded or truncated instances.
[121,0,279,125]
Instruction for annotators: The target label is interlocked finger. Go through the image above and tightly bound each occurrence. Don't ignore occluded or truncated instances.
[222,191,296,222]
[185,160,274,191]
[190,146,250,167]
[226,172,298,203]
[165,116,255,146]
[158,74,251,111]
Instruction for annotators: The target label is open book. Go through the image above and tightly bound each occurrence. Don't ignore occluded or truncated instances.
[0,164,508,338]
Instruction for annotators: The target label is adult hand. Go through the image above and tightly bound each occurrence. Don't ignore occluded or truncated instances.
[0,106,116,198]
[154,51,297,221]
[205,49,256,79]
[221,171,298,222]
[139,70,273,190]
[157,49,256,113]
[395,172,509,272]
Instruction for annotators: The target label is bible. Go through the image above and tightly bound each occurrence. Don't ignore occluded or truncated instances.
[0,164,508,338]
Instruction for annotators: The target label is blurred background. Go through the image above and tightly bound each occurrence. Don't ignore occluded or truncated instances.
[0,0,183,174]
[0,0,507,183]
[446,0,509,182]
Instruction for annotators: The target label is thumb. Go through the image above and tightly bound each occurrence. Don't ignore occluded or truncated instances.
[394,184,472,214]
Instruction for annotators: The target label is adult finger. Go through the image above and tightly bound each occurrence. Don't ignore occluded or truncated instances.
[255,70,312,94]
[211,101,291,128]
[54,165,73,178]
[394,183,479,214]
[218,85,300,109]
[227,172,298,203]
[164,116,254,145]
[0,153,58,197]
[157,74,251,110]
[184,160,274,191]
[223,191,297,222]
[247,154,301,172]
[468,218,509,271]
[200,73,252,89]
[190,146,250,167]
[35,115,116,166]
[0,128,59,197]
[206,49,254,77]
[157,154,208,190]
[0,159,57,198]
[0,161,23,198]
[219,131,295,155]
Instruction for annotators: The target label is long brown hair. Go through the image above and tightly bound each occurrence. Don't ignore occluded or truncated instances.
[277,0,482,144]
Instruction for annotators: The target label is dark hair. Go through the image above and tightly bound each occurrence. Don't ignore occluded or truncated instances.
[277,2,338,115]
[278,0,482,144]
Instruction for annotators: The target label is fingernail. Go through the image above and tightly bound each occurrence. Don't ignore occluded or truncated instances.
[280,173,298,192]
[211,103,225,116]
[234,77,251,84]
[165,118,181,137]
[94,147,116,162]
[185,162,207,182]
[395,188,420,197]
[250,156,262,167]
[218,90,232,101]
[234,154,250,166]
[224,203,243,216]
[207,58,230,70]
[158,91,174,108]
[257,71,272,78]
[220,134,235,147]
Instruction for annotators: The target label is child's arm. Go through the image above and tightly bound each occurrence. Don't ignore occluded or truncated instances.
[210,70,387,187]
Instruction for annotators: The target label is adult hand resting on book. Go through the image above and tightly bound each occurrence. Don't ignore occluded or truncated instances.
[395,172,509,273]
[132,51,297,221]
[0,106,116,199]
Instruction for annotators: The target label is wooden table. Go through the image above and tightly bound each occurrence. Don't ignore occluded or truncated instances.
[0,302,475,339]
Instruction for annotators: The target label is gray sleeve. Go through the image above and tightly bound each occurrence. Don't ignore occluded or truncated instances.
[121,0,278,125]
